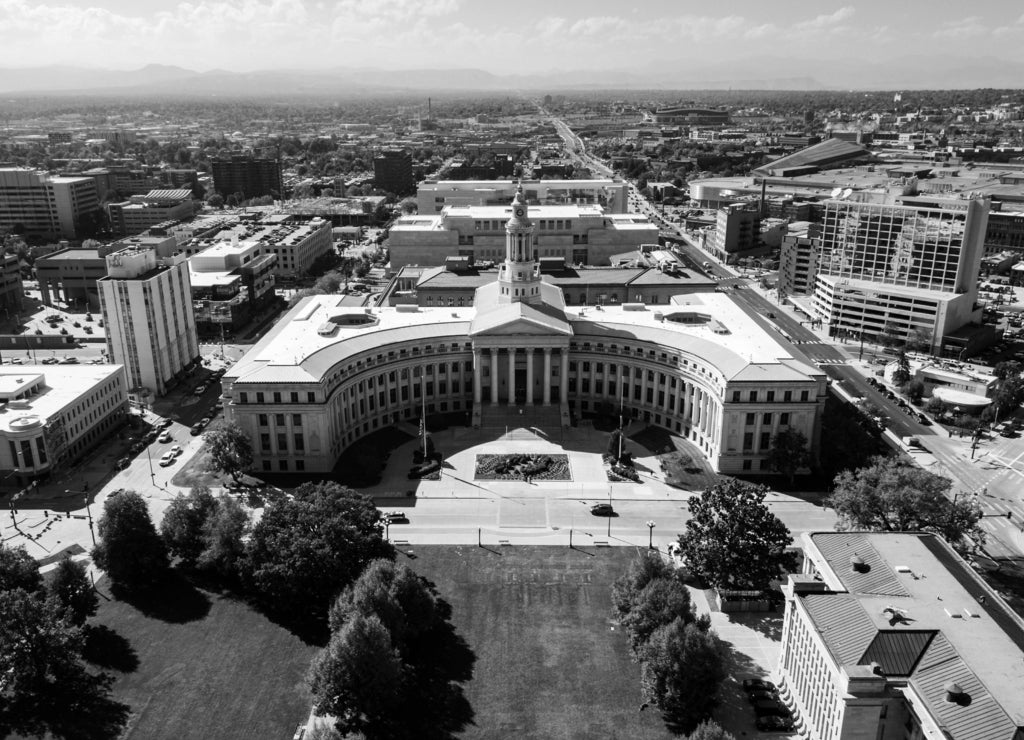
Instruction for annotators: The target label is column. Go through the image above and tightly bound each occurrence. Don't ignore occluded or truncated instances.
[683,381,692,427]
[559,349,569,405]
[489,348,499,404]
[640,370,649,410]
[507,348,516,405]
[473,350,482,405]
[543,349,552,405]
[526,349,534,405]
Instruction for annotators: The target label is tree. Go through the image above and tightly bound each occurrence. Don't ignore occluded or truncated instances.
[766,428,810,484]
[686,720,736,740]
[206,193,224,209]
[245,482,394,625]
[829,456,983,546]
[901,379,925,405]
[677,480,797,590]
[993,360,1022,381]
[160,486,218,567]
[892,349,911,386]
[639,619,727,735]
[196,494,249,580]
[993,375,1024,420]
[0,543,43,595]
[0,589,129,739]
[611,553,704,653]
[398,197,418,214]
[47,557,97,627]
[905,326,932,353]
[313,559,475,740]
[925,396,950,416]
[91,490,169,591]
[204,424,253,482]
[880,321,903,349]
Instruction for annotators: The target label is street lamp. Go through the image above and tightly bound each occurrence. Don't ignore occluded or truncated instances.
[69,489,96,546]
[646,520,655,549]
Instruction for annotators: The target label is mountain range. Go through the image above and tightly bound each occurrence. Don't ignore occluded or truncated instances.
[1,57,1023,96]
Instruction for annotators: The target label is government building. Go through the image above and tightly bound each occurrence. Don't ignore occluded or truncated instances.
[778,531,1024,740]
[223,187,826,475]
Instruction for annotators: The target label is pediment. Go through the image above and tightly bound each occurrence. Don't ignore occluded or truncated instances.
[479,318,562,336]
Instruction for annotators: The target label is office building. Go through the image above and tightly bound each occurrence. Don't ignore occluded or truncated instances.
[388,203,659,270]
[224,186,826,474]
[185,214,332,278]
[0,365,129,487]
[211,156,282,200]
[98,248,199,397]
[107,189,196,236]
[778,222,821,298]
[650,107,729,125]
[34,247,110,311]
[189,239,277,335]
[804,197,990,355]
[416,179,630,215]
[373,150,414,195]
[0,254,24,315]
[0,168,100,240]
[778,531,1024,740]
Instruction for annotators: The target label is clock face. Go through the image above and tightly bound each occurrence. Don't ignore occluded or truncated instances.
[514,207,525,217]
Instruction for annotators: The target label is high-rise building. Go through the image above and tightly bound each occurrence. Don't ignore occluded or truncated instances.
[804,197,990,354]
[106,189,196,236]
[0,254,24,315]
[0,168,100,239]
[211,156,282,200]
[373,150,414,195]
[98,248,199,397]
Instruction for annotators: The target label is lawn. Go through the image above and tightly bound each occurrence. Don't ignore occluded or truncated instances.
[405,546,672,740]
[88,576,318,740]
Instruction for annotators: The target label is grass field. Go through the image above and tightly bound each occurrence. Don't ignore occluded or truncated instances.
[405,545,673,740]
[89,576,318,740]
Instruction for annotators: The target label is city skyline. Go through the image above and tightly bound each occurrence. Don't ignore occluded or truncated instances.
[3,0,1024,85]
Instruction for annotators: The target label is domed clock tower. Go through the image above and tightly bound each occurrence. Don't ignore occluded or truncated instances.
[497,184,542,304]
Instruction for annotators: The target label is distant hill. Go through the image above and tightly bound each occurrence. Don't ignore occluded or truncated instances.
[0,57,1021,96]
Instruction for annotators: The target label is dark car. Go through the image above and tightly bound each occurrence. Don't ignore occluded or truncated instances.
[590,503,615,516]
[742,678,776,693]
[190,424,204,436]
[917,413,932,426]
[747,689,778,703]
[753,699,790,717]
[381,511,408,524]
[756,715,795,733]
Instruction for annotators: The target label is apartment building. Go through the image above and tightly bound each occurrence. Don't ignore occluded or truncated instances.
[372,150,414,195]
[189,239,277,335]
[0,168,100,240]
[212,156,282,199]
[106,189,196,236]
[98,248,199,397]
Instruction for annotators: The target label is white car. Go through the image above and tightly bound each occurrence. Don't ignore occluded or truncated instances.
[158,432,173,443]
[169,445,183,457]
[159,452,175,467]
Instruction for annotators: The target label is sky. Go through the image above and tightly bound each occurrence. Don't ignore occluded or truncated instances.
[2,0,1024,73]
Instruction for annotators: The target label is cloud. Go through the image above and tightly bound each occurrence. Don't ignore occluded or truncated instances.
[932,15,988,39]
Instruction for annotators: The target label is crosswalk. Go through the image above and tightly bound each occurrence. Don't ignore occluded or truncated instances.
[811,358,849,365]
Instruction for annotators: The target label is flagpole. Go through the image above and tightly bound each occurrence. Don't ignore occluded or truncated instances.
[421,374,427,455]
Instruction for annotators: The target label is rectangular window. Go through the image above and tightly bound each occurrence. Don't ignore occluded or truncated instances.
[742,459,752,471]
[275,414,285,426]
[279,460,288,471]
[767,390,775,402]
[732,391,741,403]
[296,460,305,472]
[277,433,287,451]
[743,432,753,450]
[801,391,809,402]
[290,392,299,403]
[763,413,772,425]
[784,391,793,402]
[256,392,265,403]
[294,433,304,451]
[780,413,790,425]
[273,392,281,403]
[307,392,316,403]
[749,391,758,403]
[240,392,248,404]
[745,413,755,426]
[292,414,302,426]
[260,433,271,451]
[258,414,268,426]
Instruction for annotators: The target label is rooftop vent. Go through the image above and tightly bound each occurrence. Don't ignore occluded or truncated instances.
[944,682,971,706]
[850,554,870,574]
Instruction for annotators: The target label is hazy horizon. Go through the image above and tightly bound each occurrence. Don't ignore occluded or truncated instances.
[3,0,1024,79]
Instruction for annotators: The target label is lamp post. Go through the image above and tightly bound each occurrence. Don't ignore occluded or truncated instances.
[69,489,96,546]
[646,520,655,549]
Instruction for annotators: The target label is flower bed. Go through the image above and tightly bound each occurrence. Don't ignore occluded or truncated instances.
[475,453,572,482]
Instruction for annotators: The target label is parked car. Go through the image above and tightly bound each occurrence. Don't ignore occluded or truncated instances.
[742,678,777,693]
[756,715,795,733]
[169,445,183,457]
[194,384,208,396]
[747,689,778,703]
[159,452,175,467]
[753,699,790,717]
[190,424,204,436]
[590,503,615,516]
[158,418,174,429]
[381,510,408,523]
[116,456,131,470]
[158,432,172,443]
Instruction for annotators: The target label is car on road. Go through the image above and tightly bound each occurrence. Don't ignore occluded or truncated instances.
[159,452,175,467]
[116,456,131,470]
[381,510,408,523]
[590,503,615,516]
[42,357,59,365]
[190,424,204,436]
[158,418,173,429]
[766,312,776,319]
[9,357,23,365]
[756,715,795,733]
[917,413,932,426]
[158,432,172,443]
[169,445,183,457]
[194,384,208,395]
[59,356,79,364]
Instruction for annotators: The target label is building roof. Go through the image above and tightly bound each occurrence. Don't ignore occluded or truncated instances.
[802,531,1024,740]
[755,139,871,175]
[36,248,103,263]
[0,365,124,433]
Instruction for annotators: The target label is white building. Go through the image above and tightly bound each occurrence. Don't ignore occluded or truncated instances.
[416,179,630,214]
[224,186,826,475]
[388,203,659,270]
[0,365,129,487]
[184,214,332,278]
[98,248,199,397]
[106,188,196,236]
[0,168,100,239]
